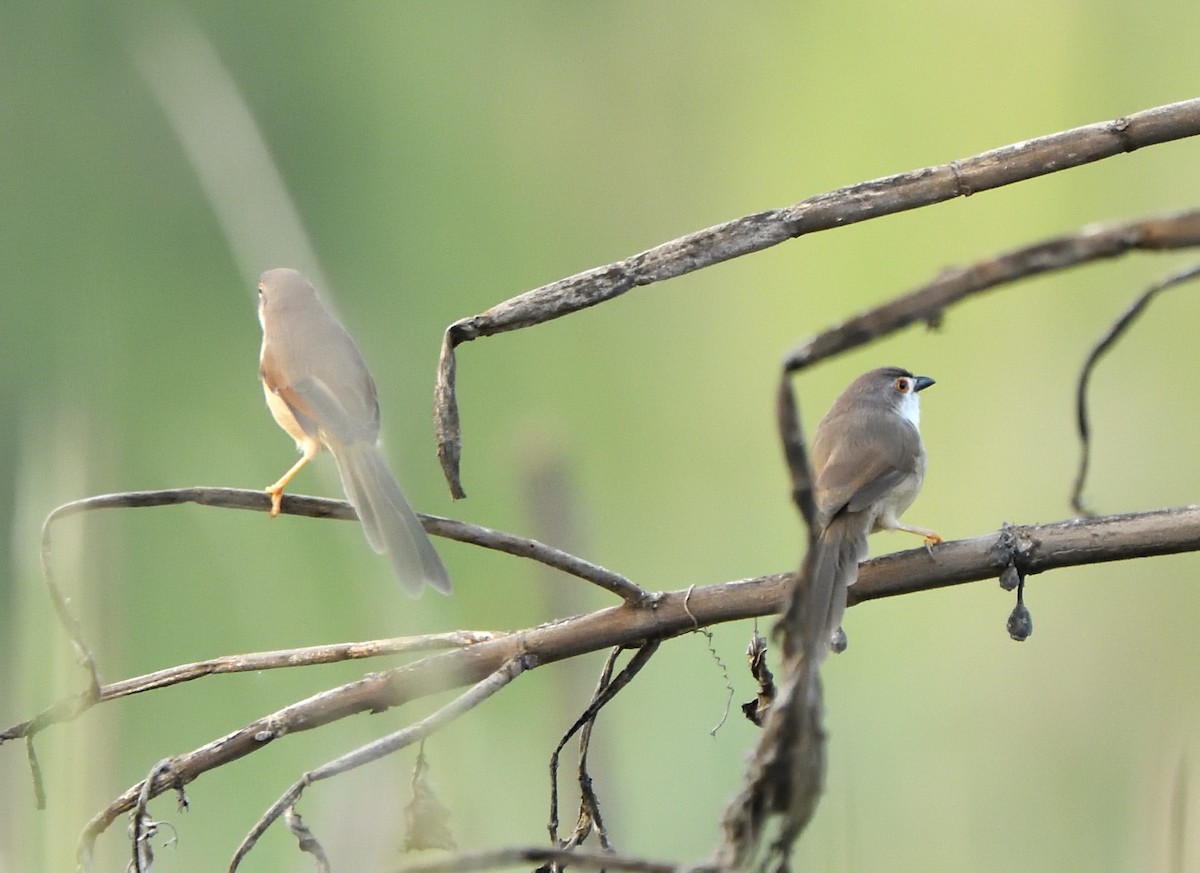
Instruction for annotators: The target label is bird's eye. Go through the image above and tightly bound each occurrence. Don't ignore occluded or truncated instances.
[895,377,910,393]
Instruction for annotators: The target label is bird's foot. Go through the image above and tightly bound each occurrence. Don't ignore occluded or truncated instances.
[265,486,284,517]
[922,532,943,556]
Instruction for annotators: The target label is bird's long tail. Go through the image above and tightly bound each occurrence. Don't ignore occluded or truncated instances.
[795,514,868,660]
[330,441,451,596]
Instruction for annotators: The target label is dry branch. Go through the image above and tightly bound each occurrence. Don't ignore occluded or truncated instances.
[391,845,706,873]
[434,101,1200,497]
[69,504,1200,853]
[0,632,495,745]
[40,488,650,607]
[783,209,1200,373]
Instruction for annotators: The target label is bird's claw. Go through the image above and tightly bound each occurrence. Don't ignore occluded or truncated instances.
[922,533,943,556]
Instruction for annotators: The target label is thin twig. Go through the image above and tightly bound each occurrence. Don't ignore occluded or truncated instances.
[40,487,650,606]
[130,759,174,873]
[39,509,101,698]
[226,654,532,873]
[571,653,616,856]
[775,370,819,538]
[391,845,709,873]
[683,586,734,736]
[549,648,620,848]
[1071,262,1200,514]
[434,103,1200,497]
[548,642,661,861]
[782,209,1200,374]
[0,632,495,746]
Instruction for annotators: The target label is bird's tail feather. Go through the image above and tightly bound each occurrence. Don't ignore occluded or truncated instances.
[800,514,868,658]
[331,441,452,597]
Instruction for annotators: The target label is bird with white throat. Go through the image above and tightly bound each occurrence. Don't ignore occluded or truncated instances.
[802,366,940,656]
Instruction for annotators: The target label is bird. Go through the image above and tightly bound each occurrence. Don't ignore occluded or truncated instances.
[255,267,451,596]
[803,366,939,655]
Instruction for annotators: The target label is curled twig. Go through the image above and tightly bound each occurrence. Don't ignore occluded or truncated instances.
[130,758,177,873]
[549,648,618,852]
[682,586,734,736]
[1071,262,1200,514]
[284,806,330,873]
[548,641,661,863]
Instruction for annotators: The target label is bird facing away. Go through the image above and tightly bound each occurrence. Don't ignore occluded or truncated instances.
[804,366,940,656]
[256,267,451,596]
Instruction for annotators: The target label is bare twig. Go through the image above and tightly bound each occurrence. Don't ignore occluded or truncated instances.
[39,508,102,699]
[434,102,1200,497]
[24,738,45,810]
[43,488,651,603]
[1070,262,1200,514]
[130,759,175,873]
[36,488,649,677]
[549,648,618,849]
[61,505,1200,855]
[774,373,819,539]
[226,654,531,873]
[549,642,661,861]
[391,845,709,873]
[0,632,496,746]
[783,209,1200,373]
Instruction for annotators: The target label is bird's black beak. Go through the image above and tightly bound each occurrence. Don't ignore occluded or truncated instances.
[914,375,936,392]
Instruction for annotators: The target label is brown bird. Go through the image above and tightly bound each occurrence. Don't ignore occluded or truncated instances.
[256,267,451,596]
[805,366,940,654]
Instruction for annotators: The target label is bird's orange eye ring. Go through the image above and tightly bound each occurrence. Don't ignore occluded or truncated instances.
[895,377,910,393]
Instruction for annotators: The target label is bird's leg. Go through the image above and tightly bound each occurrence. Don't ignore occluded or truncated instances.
[890,522,943,554]
[265,441,319,517]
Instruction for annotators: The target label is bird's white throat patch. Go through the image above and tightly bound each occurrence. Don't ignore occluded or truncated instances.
[898,389,921,429]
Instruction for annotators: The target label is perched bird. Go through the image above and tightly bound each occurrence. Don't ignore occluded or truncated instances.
[256,267,451,596]
[804,366,939,654]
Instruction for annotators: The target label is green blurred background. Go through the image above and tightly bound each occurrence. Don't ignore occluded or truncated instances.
[2,4,1200,872]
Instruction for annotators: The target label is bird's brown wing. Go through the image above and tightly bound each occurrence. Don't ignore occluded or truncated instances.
[272,376,374,446]
[811,407,922,520]
[262,291,382,442]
